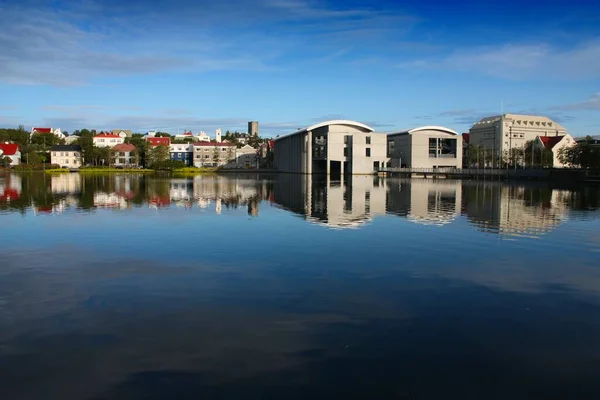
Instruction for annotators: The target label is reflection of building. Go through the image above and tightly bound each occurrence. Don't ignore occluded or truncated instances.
[386,179,462,225]
[274,120,389,175]
[387,126,462,169]
[93,192,128,209]
[273,175,387,229]
[463,182,568,237]
[51,173,81,194]
[0,174,22,202]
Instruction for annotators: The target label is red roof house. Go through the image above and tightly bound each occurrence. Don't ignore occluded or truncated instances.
[539,136,565,149]
[146,137,171,146]
[0,143,19,156]
[31,127,52,134]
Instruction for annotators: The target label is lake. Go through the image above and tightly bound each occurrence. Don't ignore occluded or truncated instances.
[1,172,600,399]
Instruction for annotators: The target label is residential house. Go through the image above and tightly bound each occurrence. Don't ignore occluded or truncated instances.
[93,133,124,148]
[531,134,576,168]
[170,143,193,166]
[111,129,132,138]
[0,143,21,166]
[231,144,257,168]
[197,131,211,142]
[31,127,65,140]
[192,142,236,167]
[50,145,82,168]
[146,137,171,146]
[111,143,138,167]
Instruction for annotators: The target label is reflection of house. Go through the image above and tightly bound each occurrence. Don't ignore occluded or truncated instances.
[170,143,193,166]
[192,142,236,167]
[386,179,462,225]
[50,145,82,168]
[468,114,568,163]
[531,134,576,168]
[275,120,389,175]
[93,133,124,148]
[273,175,388,229]
[93,192,128,209]
[463,182,568,238]
[0,174,21,202]
[0,143,21,166]
[170,179,193,204]
[51,173,81,194]
[111,143,138,167]
[387,126,462,169]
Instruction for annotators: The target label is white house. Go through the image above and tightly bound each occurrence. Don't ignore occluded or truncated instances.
[532,134,576,168]
[196,131,211,142]
[111,129,132,138]
[31,127,65,140]
[230,144,257,168]
[0,143,21,166]
[93,133,125,148]
[50,145,82,168]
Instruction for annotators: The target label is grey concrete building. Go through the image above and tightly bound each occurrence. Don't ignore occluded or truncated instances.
[387,126,462,168]
[468,114,567,166]
[248,121,259,137]
[274,120,388,175]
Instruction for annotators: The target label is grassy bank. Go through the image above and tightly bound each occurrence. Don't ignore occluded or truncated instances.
[172,167,218,176]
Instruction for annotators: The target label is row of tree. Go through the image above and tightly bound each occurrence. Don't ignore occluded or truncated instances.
[463,142,554,169]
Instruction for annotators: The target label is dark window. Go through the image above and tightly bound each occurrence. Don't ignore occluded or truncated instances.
[344,135,351,145]
[343,148,348,157]
[366,148,371,157]
[366,136,371,145]
[429,138,438,157]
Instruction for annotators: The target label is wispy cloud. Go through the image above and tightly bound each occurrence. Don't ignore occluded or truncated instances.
[549,92,600,111]
[399,40,600,81]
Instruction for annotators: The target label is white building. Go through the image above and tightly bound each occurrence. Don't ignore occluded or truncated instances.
[50,145,82,168]
[192,142,236,167]
[231,144,257,168]
[31,127,65,140]
[468,114,568,166]
[387,126,462,169]
[531,134,576,168]
[274,120,389,175]
[0,143,21,166]
[196,131,211,142]
[93,133,125,148]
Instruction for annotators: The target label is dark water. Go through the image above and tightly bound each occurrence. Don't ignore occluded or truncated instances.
[2,172,600,399]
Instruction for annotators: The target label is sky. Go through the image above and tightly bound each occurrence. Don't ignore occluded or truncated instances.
[1,0,599,137]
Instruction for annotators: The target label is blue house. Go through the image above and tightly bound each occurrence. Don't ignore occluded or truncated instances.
[170,143,193,166]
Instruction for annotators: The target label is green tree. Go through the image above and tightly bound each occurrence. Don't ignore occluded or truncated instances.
[147,144,170,168]
[1,156,12,168]
[212,146,220,165]
[558,137,600,169]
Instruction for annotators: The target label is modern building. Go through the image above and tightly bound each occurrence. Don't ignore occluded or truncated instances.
[170,143,193,166]
[50,145,82,168]
[0,143,21,166]
[93,133,124,148]
[530,134,576,168]
[248,121,259,137]
[274,120,388,175]
[387,126,462,169]
[192,142,236,167]
[468,114,568,166]
[111,143,138,167]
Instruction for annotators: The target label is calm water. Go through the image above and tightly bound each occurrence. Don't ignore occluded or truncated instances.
[2,172,600,399]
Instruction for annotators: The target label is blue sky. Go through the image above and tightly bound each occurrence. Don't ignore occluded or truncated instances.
[1,0,599,136]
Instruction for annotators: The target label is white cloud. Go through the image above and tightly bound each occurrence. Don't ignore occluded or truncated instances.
[550,92,600,111]
[400,40,600,81]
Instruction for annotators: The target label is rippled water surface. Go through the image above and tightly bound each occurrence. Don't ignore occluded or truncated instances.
[2,172,600,399]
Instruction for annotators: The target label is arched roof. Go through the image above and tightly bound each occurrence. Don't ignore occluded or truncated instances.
[276,120,374,141]
[389,126,459,136]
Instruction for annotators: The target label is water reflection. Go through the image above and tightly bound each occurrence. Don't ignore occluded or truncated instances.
[2,172,600,238]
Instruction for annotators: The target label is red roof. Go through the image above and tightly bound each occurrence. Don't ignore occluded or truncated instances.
[111,143,136,152]
[0,143,19,156]
[539,136,564,149]
[0,188,20,202]
[183,132,193,136]
[193,142,235,147]
[94,133,121,138]
[462,133,470,144]
[33,127,52,133]
[146,137,171,146]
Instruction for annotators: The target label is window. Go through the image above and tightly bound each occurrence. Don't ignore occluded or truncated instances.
[343,148,348,157]
[344,135,351,145]
[388,140,394,156]
[429,138,438,157]
[366,136,371,145]
[366,148,371,157]
[60,152,64,156]
[65,159,69,164]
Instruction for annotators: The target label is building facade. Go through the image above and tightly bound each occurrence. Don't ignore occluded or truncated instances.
[468,114,567,166]
[387,126,462,169]
[232,144,257,168]
[50,145,82,168]
[192,142,236,167]
[531,134,576,168]
[146,137,171,146]
[111,129,132,138]
[170,143,193,166]
[0,143,21,166]
[274,120,388,175]
[248,121,259,137]
[111,143,138,167]
[93,133,124,148]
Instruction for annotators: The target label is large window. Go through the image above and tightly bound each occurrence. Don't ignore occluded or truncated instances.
[388,140,394,156]
[366,148,371,157]
[366,136,371,145]
[429,138,438,157]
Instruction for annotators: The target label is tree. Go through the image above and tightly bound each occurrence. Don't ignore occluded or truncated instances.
[1,156,12,168]
[558,137,600,169]
[212,146,220,165]
[147,144,170,168]
[226,146,235,163]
